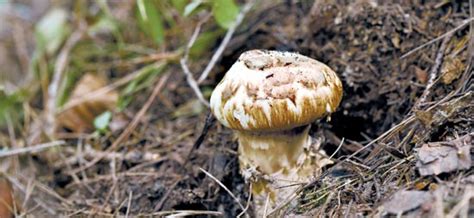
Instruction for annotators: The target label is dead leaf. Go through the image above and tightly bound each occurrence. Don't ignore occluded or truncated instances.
[382,190,433,214]
[414,66,428,84]
[391,35,400,48]
[0,177,15,218]
[413,92,472,143]
[416,133,472,176]
[57,73,118,133]
[441,57,463,84]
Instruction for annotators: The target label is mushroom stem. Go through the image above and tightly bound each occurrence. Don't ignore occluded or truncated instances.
[237,125,311,177]
[236,125,330,214]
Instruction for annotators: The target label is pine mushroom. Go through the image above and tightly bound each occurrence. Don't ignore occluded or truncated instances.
[210,50,343,213]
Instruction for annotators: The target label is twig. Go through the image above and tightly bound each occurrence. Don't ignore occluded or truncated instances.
[328,137,344,160]
[263,193,270,217]
[199,167,245,211]
[0,141,65,158]
[125,191,132,218]
[237,183,252,218]
[196,0,256,83]
[154,178,181,211]
[57,146,162,167]
[71,72,171,174]
[266,185,304,217]
[6,176,56,215]
[45,27,85,136]
[180,59,210,107]
[180,15,211,107]
[414,35,452,109]
[400,17,474,59]
[183,112,216,166]
[140,210,222,216]
[470,0,474,63]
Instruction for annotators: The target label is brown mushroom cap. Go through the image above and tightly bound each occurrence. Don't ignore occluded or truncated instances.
[210,50,343,131]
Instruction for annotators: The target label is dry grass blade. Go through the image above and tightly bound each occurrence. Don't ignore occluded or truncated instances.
[45,27,85,136]
[199,167,246,212]
[125,191,132,218]
[237,183,252,218]
[400,17,474,59]
[414,35,453,109]
[143,210,223,216]
[180,59,210,107]
[0,141,65,158]
[329,137,344,160]
[180,14,211,107]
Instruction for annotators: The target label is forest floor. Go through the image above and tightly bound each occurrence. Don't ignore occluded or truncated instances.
[0,0,473,217]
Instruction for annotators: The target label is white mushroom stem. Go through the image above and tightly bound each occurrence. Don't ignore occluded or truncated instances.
[237,125,311,178]
[236,125,332,215]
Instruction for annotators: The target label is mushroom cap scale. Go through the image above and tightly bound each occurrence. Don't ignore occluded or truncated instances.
[210,50,343,131]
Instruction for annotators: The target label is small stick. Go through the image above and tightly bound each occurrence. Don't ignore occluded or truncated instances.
[154,178,181,211]
[414,35,452,109]
[329,137,345,160]
[237,183,252,218]
[180,15,211,107]
[46,26,85,136]
[141,210,222,216]
[199,167,245,212]
[183,112,216,166]
[400,17,474,59]
[125,191,132,218]
[180,59,210,107]
[197,0,256,83]
[0,141,65,158]
[263,193,270,217]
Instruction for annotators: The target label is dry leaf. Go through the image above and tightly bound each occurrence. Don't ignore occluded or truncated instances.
[57,73,118,133]
[413,92,472,143]
[414,66,428,84]
[382,190,433,214]
[0,178,15,218]
[441,57,463,84]
[416,133,472,176]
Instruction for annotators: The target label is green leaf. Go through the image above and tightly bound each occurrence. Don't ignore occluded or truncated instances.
[88,15,118,36]
[184,0,203,16]
[137,0,165,45]
[171,0,189,14]
[190,29,225,57]
[94,111,112,133]
[35,8,70,55]
[0,89,28,127]
[212,0,239,29]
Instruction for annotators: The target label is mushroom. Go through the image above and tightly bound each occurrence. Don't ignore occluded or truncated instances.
[210,50,343,212]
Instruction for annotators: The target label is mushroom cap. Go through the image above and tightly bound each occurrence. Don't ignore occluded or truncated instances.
[210,50,343,132]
